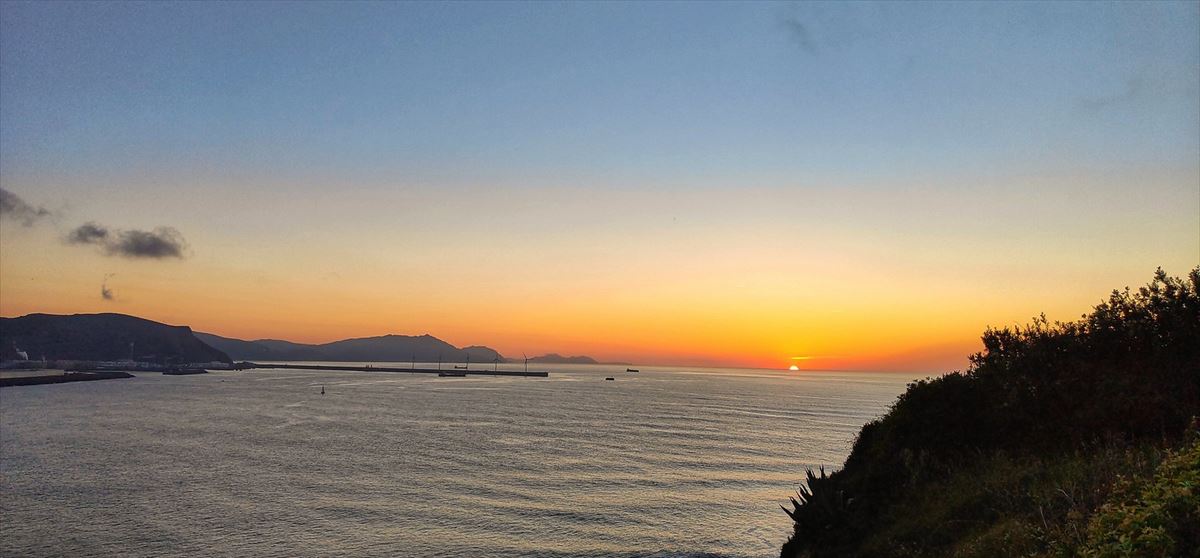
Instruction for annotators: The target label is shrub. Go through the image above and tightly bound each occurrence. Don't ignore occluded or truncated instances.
[1079,438,1200,558]
[781,268,1200,558]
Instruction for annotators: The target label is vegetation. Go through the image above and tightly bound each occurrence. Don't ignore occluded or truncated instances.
[781,268,1200,558]
[1080,435,1199,557]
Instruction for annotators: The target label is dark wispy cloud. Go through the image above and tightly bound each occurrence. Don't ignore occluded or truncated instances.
[1077,74,1147,113]
[109,228,187,259]
[66,222,188,259]
[0,188,52,226]
[101,273,116,301]
[67,222,109,244]
[782,16,818,54]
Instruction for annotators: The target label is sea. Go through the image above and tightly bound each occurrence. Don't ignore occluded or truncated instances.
[0,363,921,558]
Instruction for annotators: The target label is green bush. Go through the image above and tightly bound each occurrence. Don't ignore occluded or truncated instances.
[1079,438,1199,558]
[781,268,1200,558]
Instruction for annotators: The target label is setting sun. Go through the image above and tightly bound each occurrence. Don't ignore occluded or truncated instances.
[1,3,1198,556]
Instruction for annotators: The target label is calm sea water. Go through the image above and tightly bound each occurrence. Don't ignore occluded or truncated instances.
[1,364,918,557]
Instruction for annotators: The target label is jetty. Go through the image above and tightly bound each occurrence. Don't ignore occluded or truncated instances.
[246,362,549,377]
[0,370,135,388]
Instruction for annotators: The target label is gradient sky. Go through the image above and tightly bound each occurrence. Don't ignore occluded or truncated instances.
[1,1,1198,371]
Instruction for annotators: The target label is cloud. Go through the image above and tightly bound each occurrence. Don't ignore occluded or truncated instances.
[1077,74,1147,113]
[781,16,818,54]
[67,222,109,244]
[0,188,52,226]
[3,190,190,260]
[66,222,188,259]
[109,227,187,259]
[101,273,116,301]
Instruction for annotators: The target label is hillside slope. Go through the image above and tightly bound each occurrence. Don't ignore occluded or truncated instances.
[781,268,1200,557]
[1,313,231,364]
[196,332,502,363]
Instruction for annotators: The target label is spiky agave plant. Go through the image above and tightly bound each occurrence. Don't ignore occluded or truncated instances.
[782,466,856,543]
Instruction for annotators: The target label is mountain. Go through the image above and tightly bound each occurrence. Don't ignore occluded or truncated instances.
[314,334,466,362]
[252,339,317,355]
[193,332,285,361]
[526,353,599,365]
[195,332,503,363]
[462,345,505,364]
[1,313,231,363]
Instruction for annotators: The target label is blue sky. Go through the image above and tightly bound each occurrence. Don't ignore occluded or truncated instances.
[3,1,1197,186]
[2,1,1198,368]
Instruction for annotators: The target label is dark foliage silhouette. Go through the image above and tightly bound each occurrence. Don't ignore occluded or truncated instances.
[781,268,1200,557]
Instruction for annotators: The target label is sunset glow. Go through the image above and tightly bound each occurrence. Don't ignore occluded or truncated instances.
[3,5,1199,558]
[1,2,1197,372]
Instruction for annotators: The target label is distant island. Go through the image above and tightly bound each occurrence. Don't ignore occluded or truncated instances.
[525,352,600,364]
[0,312,621,370]
[195,331,503,364]
[508,353,632,365]
[196,334,621,366]
[196,333,624,366]
[780,268,1200,558]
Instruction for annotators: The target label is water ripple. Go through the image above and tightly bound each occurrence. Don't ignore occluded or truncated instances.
[0,366,915,557]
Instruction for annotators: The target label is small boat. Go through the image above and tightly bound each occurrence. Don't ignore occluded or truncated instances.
[605,377,615,381]
[320,385,325,395]
[626,368,639,373]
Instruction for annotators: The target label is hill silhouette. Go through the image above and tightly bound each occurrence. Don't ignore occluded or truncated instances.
[781,268,1200,557]
[195,332,503,364]
[1,313,231,363]
[526,353,599,365]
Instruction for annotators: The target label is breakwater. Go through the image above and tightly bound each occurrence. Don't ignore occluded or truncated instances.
[247,362,549,377]
[0,370,135,388]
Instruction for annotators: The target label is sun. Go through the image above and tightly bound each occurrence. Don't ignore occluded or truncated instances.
[789,356,813,371]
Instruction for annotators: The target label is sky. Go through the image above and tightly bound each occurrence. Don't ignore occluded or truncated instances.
[1,1,1197,371]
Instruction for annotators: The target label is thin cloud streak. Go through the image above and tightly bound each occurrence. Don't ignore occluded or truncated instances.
[781,16,818,54]
[0,188,52,227]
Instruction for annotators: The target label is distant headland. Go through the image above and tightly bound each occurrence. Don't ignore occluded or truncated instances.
[1,313,231,364]
[521,353,630,365]
[0,312,614,369]
[194,331,504,364]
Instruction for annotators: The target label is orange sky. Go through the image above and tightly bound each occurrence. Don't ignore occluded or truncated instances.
[2,3,1198,372]
[3,167,1196,372]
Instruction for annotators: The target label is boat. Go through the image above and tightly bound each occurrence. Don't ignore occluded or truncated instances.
[320,385,325,395]
[626,368,639,373]
[605,377,615,381]
[453,365,468,370]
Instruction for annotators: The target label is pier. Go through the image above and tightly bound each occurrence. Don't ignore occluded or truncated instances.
[246,362,549,377]
[0,370,135,388]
